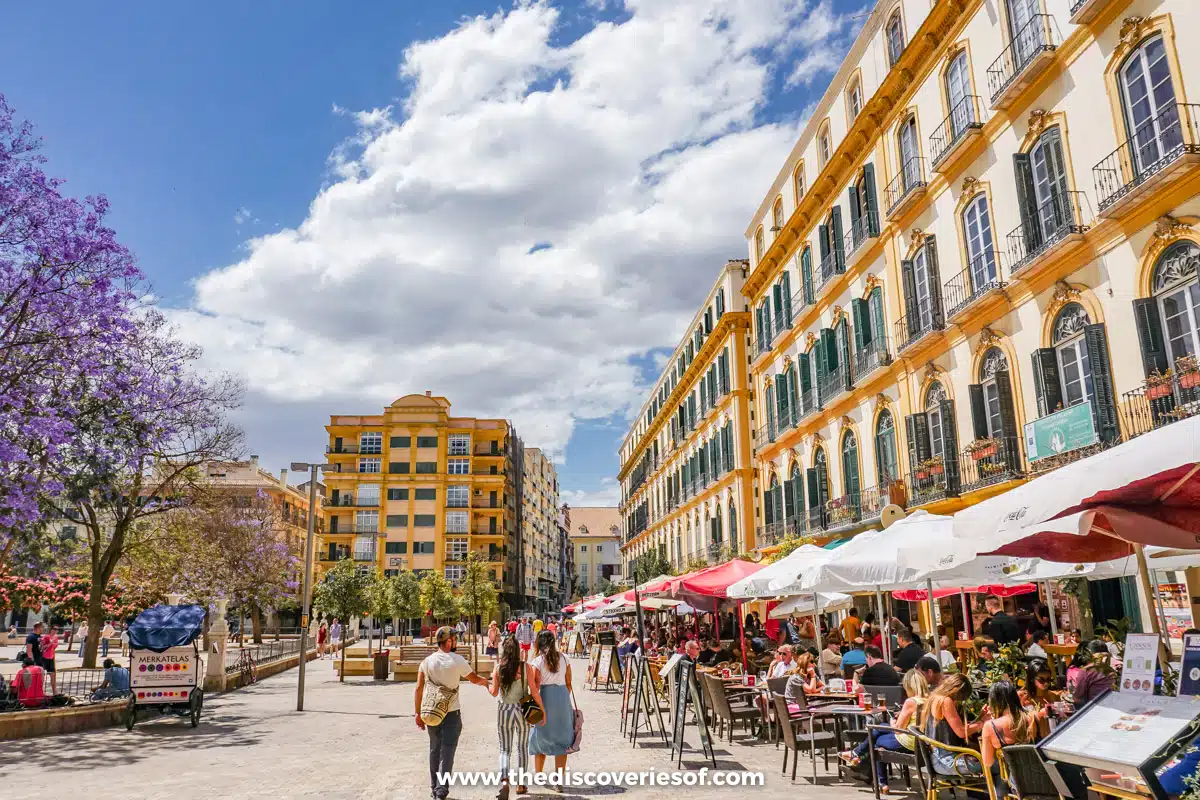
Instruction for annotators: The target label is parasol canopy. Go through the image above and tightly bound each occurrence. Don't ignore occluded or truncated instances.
[665,559,766,602]
[128,604,207,653]
[728,544,832,597]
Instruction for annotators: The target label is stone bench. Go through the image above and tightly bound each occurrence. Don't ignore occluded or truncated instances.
[332,658,376,677]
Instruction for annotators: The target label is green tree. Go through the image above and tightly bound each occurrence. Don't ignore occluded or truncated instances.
[631,548,673,586]
[419,571,459,631]
[392,570,423,644]
[363,571,391,655]
[458,552,499,669]
[313,559,370,682]
[594,577,620,598]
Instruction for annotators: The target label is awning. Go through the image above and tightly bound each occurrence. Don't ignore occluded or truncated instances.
[892,584,1037,602]
[665,559,766,602]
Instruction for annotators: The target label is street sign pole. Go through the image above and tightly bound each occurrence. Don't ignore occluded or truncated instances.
[295,462,322,711]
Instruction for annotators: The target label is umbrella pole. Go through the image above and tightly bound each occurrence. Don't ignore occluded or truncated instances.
[960,589,971,641]
[813,594,823,657]
[1133,544,1173,667]
[737,603,747,673]
[1043,581,1058,639]
[874,586,889,663]
[927,579,941,662]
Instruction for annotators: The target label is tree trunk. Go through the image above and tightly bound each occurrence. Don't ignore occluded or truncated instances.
[340,626,347,682]
[83,594,105,669]
[367,616,373,657]
[251,603,263,644]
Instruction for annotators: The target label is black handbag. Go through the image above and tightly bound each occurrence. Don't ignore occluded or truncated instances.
[519,664,544,726]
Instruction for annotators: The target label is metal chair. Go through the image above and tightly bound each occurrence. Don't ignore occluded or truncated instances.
[764,677,789,745]
[910,732,996,800]
[864,684,906,712]
[864,724,925,800]
[999,744,1061,800]
[771,691,838,784]
[701,673,760,742]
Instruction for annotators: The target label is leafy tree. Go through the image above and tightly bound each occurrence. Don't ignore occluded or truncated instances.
[391,570,423,643]
[419,571,459,631]
[631,548,673,585]
[458,552,499,668]
[363,570,392,655]
[314,559,370,682]
[594,577,620,598]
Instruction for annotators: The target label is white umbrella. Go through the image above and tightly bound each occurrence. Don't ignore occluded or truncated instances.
[727,544,833,597]
[769,592,854,618]
[800,512,957,593]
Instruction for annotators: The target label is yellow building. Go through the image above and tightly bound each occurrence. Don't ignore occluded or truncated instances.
[567,506,622,598]
[618,261,758,573]
[320,393,520,605]
[521,447,562,613]
[202,456,322,551]
[738,0,1200,590]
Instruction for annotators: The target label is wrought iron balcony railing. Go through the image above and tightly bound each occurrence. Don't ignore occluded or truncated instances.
[1006,190,1089,274]
[986,14,1058,108]
[895,308,944,352]
[885,157,927,217]
[958,436,1024,494]
[1121,365,1200,440]
[852,334,892,382]
[943,247,1007,318]
[816,248,845,296]
[844,211,880,262]
[818,361,852,405]
[930,95,983,168]
[906,462,959,507]
[1094,103,1200,215]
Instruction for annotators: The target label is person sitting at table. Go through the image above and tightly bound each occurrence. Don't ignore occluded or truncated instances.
[921,673,990,778]
[840,669,930,791]
[916,655,943,689]
[981,680,1038,797]
[977,640,997,662]
[857,645,902,687]
[937,636,957,671]
[842,639,868,670]
[893,628,926,672]
[1071,640,1115,706]
[1019,659,1064,739]
[1024,628,1049,660]
[698,637,733,667]
[783,653,825,709]
[769,645,795,678]
[819,638,843,678]
[681,639,702,664]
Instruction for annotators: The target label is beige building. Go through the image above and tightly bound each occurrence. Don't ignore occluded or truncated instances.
[568,506,623,598]
[738,0,1200,575]
[521,447,561,613]
[618,261,758,573]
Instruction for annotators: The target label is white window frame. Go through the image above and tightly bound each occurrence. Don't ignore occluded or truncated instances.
[359,432,383,454]
[445,511,469,534]
[444,565,464,584]
[913,248,932,328]
[448,434,471,456]
[446,538,469,560]
[446,485,469,507]
[355,510,379,534]
[1053,304,1095,409]
[358,457,381,474]
[356,484,380,506]
[849,80,863,120]
[447,457,470,475]
[963,195,997,288]
[819,131,832,165]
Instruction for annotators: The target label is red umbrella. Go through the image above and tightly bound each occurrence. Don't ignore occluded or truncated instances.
[665,560,766,601]
[893,583,1037,602]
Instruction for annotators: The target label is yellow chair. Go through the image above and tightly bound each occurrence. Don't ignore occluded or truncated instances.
[910,732,997,800]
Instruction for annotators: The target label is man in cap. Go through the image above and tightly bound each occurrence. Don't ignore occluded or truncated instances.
[414,626,490,799]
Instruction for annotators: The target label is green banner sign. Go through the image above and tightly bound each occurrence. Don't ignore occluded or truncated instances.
[1024,402,1098,462]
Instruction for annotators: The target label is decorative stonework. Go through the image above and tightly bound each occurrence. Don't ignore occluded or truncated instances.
[809,433,824,448]
[839,414,854,430]
[1049,280,1082,316]
[864,274,882,295]
[977,327,1002,351]
[961,176,978,193]
[1119,16,1149,48]
[873,393,890,412]
[910,228,927,247]
[923,360,939,383]
[1053,303,1091,344]
[1027,108,1050,136]
[832,305,845,326]
[1152,240,1200,294]
[980,348,1009,379]
[805,332,818,350]
[925,381,948,408]
[1155,214,1194,244]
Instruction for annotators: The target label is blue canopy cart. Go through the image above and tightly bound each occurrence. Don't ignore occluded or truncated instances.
[125,604,206,729]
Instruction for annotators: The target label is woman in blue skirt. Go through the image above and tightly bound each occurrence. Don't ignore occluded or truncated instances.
[527,630,574,790]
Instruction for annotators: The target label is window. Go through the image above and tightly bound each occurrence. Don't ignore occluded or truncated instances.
[355,510,379,533]
[387,488,408,501]
[444,566,464,584]
[414,541,435,554]
[389,435,410,448]
[446,485,468,507]
[754,227,765,262]
[979,348,1011,437]
[946,51,973,136]
[1007,0,1042,65]
[962,195,997,287]
[358,457,381,473]
[357,485,380,506]
[596,544,603,552]
[772,198,784,237]
[448,457,470,475]
[580,545,588,552]
[886,11,905,67]
[926,382,949,460]
[1053,304,1094,408]
[386,514,408,527]
[912,247,932,328]
[359,431,382,454]
[715,288,726,317]
[415,488,437,501]
[448,434,470,455]
[354,536,376,561]
[842,431,860,500]
[875,410,899,483]
[794,164,806,203]
[819,127,832,165]
[1152,241,1200,365]
[389,461,409,474]
[415,462,437,474]
[1029,128,1070,241]
[447,539,469,560]
[413,514,436,527]
[1120,35,1181,175]
[848,79,864,120]
[446,511,469,533]
[898,116,919,190]
[385,541,407,554]
[416,436,438,448]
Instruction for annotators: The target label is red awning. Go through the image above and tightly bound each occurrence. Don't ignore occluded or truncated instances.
[893,584,1037,602]
[666,559,766,600]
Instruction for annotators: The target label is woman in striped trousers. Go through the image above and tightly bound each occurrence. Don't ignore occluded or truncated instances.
[490,635,537,798]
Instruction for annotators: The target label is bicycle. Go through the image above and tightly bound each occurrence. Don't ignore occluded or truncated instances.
[236,649,257,686]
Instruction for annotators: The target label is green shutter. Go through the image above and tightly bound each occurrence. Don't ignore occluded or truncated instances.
[924,236,944,327]
[765,384,776,441]
[1013,153,1042,256]
[994,370,1023,473]
[830,206,845,269]
[869,288,887,351]
[1031,349,1064,417]
[818,224,830,263]
[1085,324,1120,443]
[939,398,961,494]
[862,163,880,236]
[838,322,853,391]
[801,248,815,305]
[781,271,793,326]
[1132,298,1170,377]
[851,297,869,352]
[848,183,862,242]
[905,412,931,474]
[968,384,989,440]
[901,260,918,333]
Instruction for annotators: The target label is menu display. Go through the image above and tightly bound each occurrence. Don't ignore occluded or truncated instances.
[1041,692,1200,770]
[1122,634,1159,695]
[1180,634,1200,697]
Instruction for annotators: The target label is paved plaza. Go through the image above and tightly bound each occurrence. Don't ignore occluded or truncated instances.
[0,658,882,800]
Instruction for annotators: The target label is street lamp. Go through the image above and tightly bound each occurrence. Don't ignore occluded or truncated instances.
[291,460,332,712]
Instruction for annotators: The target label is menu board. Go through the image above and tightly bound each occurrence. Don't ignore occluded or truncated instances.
[1180,634,1200,697]
[1121,635,1159,695]
[1041,692,1200,771]
[596,646,614,689]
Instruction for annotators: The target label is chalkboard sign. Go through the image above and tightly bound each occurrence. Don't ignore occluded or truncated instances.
[595,646,614,690]
[585,645,601,685]
[565,631,582,656]
[628,654,668,746]
[609,649,624,688]
[598,629,617,646]
[670,661,717,767]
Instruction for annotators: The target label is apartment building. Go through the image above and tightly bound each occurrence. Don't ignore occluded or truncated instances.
[320,392,525,608]
[556,505,575,608]
[568,506,623,597]
[521,447,562,613]
[618,261,758,572]
[741,0,1200,553]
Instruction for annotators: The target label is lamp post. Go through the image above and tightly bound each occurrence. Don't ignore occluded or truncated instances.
[291,461,331,712]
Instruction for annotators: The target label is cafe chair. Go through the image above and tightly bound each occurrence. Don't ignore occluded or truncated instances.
[701,673,760,743]
[910,733,996,800]
[998,745,1060,800]
[826,678,847,692]
[771,692,838,784]
[763,677,789,745]
[864,684,905,712]
[864,724,924,800]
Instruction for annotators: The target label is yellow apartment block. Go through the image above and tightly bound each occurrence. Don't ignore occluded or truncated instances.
[320,392,521,605]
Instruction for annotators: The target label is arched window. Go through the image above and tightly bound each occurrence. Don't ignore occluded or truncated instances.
[848,77,864,120]
[772,197,784,237]
[754,227,765,262]
[1119,35,1181,176]
[926,381,949,460]
[962,194,997,287]
[728,501,738,552]
[886,11,905,67]
[945,50,974,136]
[898,116,919,191]
[1029,127,1070,241]
[784,462,798,522]
[875,410,899,484]
[1151,241,1200,365]
[842,431,861,500]
[787,462,804,525]
[1006,0,1042,64]
[713,505,723,547]
[810,447,830,528]
[977,347,1011,438]
[794,163,806,203]
[818,122,832,166]
[1053,302,1094,408]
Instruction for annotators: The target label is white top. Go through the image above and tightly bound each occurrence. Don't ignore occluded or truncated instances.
[938,649,957,670]
[1027,643,1048,660]
[770,660,791,679]
[530,654,569,686]
[419,650,473,712]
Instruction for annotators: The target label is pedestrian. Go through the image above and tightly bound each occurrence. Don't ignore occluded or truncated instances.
[330,618,342,654]
[486,621,501,657]
[317,621,328,658]
[532,617,543,636]
[415,626,490,800]
[490,635,535,798]
[91,658,131,702]
[527,630,575,791]
[506,618,518,636]
[120,625,131,657]
[101,620,115,657]
[23,622,44,669]
[76,621,89,657]
[515,617,534,661]
[40,625,60,694]
[11,653,46,708]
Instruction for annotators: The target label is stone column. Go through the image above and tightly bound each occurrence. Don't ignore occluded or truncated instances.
[205,599,230,692]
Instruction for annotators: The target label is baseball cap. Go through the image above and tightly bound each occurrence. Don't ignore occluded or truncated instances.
[435,626,456,644]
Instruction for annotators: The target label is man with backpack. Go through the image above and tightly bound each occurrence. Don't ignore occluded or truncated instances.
[414,626,490,800]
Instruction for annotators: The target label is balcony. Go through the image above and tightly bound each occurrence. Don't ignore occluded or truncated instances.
[1070,0,1115,24]
[895,310,944,353]
[353,548,377,562]
[818,361,853,405]
[756,521,786,549]
[320,549,351,563]
[987,15,1058,110]
[326,444,361,454]
[1006,190,1089,275]
[474,445,504,457]
[906,461,959,507]
[958,437,1024,494]
[1121,364,1200,441]
[930,96,984,172]
[843,211,879,268]
[943,248,1008,320]
[816,249,845,297]
[1094,104,1200,218]
[330,496,380,508]
[885,157,927,220]
[852,334,892,383]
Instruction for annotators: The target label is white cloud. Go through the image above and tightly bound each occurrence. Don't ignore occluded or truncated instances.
[168,0,861,485]
[561,478,621,508]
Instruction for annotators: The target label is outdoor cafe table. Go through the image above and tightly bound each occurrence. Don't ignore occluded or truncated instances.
[805,704,890,762]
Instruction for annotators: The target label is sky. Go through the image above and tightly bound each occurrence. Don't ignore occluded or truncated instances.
[0,0,868,507]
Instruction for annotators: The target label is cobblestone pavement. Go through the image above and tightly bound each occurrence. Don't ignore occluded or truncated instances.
[0,658,889,800]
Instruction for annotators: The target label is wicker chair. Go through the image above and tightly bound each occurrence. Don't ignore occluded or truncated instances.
[999,744,1061,800]
[863,724,924,800]
[771,691,839,784]
[910,732,996,800]
[701,673,760,742]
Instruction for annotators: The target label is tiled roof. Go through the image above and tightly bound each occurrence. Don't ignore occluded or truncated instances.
[568,506,621,539]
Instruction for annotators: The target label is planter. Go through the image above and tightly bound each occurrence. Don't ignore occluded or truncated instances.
[971,445,997,461]
[1148,383,1172,400]
[1181,372,1200,389]
[916,470,928,480]
[929,464,945,476]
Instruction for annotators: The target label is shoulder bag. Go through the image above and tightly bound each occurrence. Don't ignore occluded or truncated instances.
[566,665,583,754]
[420,665,459,727]
[519,662,545,726]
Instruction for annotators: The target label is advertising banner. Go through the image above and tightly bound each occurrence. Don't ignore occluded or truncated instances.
[130,646,199,702]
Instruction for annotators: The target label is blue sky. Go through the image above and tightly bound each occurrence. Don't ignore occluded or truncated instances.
[1,0,865,505]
